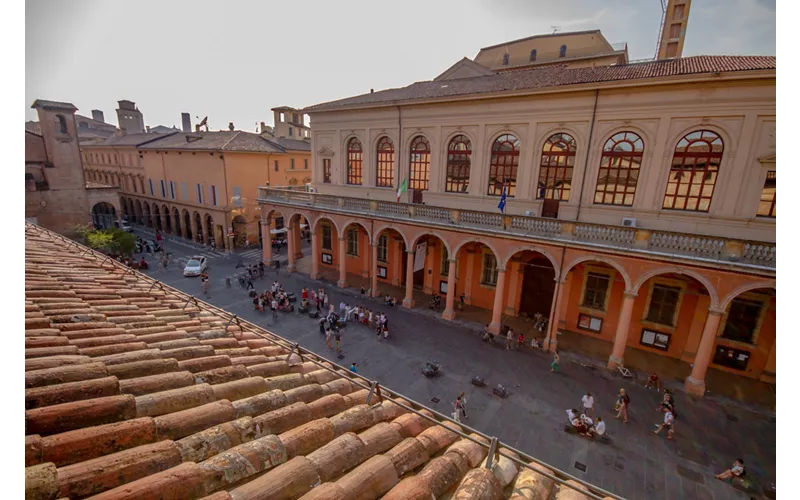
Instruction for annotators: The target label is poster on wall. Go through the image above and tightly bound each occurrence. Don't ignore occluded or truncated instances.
[377,266,387,278]
[414,242,427,272]
[321,253,332,265]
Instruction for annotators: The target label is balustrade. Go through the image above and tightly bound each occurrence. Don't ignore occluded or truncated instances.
[255,187,775,270]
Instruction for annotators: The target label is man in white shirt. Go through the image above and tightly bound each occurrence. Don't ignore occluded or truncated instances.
[592,416,606,437]
[582,392,595,417]
[654,409,675,439]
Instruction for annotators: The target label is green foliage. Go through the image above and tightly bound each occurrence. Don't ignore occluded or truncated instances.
[81,228,136,257]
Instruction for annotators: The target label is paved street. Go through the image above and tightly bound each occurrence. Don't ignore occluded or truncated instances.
[134,229,775,500]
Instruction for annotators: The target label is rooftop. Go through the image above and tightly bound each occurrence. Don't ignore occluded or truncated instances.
[83,132,180,148]
[31,99,78,111]
[137,131,286,153]
[305,55,776,112]
[478,29,606,51]
[23,223,619,500]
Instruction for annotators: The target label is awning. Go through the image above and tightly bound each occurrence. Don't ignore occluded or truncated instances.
[270,228,288,235]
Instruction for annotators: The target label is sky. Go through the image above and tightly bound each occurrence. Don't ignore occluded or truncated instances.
[25,0,776,131]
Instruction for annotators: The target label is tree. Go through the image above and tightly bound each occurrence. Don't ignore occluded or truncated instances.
[107,229,135,257]
[85,231,114,252]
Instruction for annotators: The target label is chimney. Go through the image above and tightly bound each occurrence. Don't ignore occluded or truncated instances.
[91,110,105,123]
[260,122,266,133]
[370,89,374,93]
[146,125,151,133]
[181,113,191,133]
[228,122,235,131]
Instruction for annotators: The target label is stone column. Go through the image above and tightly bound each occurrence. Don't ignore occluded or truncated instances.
[608,291,638,368]
[441,259,457,321]
[371,243,379,297]
[294,222,304,259]
[403,250,415,308]
[261,221,272,265]
[685,308,724,397]
[462,249,475,304]
[337,237,348,288]
[504,260,521,316]
[180,216,189,239]
[286,223,297,273]
[310,231,320,280]
[488,267,507,334]
[200,216,210,246]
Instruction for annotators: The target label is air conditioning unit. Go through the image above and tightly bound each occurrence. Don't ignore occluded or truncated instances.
[621,217,637,228]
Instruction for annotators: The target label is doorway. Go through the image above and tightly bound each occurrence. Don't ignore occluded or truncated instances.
[518,255,556,318]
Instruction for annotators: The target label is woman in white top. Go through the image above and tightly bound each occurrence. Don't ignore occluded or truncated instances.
[716,459,745,480]
[581,392,595,417]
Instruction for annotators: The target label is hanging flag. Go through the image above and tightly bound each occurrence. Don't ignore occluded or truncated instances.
[497,182,507,213]
[396,178,407,202]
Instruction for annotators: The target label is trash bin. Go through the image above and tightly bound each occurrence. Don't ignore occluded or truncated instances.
[225,278,231,288]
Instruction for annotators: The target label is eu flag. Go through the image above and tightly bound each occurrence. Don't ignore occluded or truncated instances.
[497,183,507,213]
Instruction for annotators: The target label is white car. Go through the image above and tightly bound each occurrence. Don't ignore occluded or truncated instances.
[183,256,208,277]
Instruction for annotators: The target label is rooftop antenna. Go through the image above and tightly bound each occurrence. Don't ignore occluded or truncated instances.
[551,25,561,34]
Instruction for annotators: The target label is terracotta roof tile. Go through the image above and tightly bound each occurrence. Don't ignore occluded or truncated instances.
[23,223,614,499]
[306,55,776,112]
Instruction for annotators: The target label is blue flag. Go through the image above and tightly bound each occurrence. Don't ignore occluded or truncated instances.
[497,183,507,213]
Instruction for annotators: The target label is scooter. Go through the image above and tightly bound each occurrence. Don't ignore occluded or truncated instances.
[422,361,441,378]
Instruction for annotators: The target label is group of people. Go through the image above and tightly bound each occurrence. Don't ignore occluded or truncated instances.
[252,281,291,319]
[567,407,606,438]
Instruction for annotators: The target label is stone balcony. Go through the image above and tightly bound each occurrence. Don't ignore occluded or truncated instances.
[257,187,776,273]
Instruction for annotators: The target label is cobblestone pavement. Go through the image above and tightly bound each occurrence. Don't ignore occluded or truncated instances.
[135,232,775,500]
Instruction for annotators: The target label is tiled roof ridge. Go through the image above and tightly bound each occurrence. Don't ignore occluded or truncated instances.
[23,224,617,500]
[305,55,776,112]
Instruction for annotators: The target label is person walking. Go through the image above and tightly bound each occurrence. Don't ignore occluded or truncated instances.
[323,292,329,309]
[653,407,675,440]
[581,392,595,418]
[339,301,347,316]
[319,317,326,336]
[270,298,278,322]
[456,392,468,420]
[615,388,630,423]
[201,272,210,298]
[551,350,560,372]
[334,331,342,353]
[360,286,366,299]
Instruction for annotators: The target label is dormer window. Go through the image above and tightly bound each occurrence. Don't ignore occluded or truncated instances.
[529,49,537,62]
[502,53,509,65]
[559,45,567,58]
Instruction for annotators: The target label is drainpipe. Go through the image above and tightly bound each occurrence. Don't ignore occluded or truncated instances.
[546,245,568,351]
[396,105,404,203]
[574,89,599,222]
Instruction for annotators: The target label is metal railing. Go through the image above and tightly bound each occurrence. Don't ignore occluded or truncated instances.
[27,222,626,500]
[256,187,776,272]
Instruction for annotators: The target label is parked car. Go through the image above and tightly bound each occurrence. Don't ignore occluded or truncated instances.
[183,256,208,277]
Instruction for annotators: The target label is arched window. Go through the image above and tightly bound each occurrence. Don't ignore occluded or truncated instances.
[529,49,537,62]
[559,45,567,58]
[375,137,394,188]
[594,131,644,206]
[502,53,509,65]
[537,133,576,201]
[663,130,723,212]
[55,114,67,134]
[487,134,520,197]
[409,136,431,191]
[346,138,363,185]
[445,135,472,193]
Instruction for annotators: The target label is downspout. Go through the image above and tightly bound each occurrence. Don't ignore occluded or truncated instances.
[574,89,599,222]
[396,105,404,202]
[546,245,568,351]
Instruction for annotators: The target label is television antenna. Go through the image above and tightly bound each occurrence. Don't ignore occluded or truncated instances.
[551,26,561,34]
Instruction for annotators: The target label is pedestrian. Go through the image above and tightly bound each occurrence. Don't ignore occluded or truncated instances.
[334,331,342,353]
[645,372,661,391]
[551,350,560,372]
[360,286,366,298]
[339,301,347,315]
[582,392,595,418]
[657,389,675,413]
[456,392,468,420]
[716,459,745,481]
[319,317,326,335]
[506,327,514,350]
[156,230,163,245]
[590,416,606,438]
[653,407,675,440]
[246,276,254,291]
[270,298,278,322]
[458,293,465,311]
[615,388,630,423]
[349,362,358,373]
[201,273,210,298]
[301,287,308,300]
[323,293,329,308]
[325,326,333,349]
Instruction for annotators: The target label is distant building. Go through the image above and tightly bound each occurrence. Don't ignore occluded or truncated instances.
[116,99,145,134]
[26,99,121,234]
[27,109,117,145]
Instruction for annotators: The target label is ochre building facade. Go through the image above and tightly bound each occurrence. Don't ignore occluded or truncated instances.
[259,53,776,398]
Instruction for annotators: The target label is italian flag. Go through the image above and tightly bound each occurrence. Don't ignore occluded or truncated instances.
[396,178,407,202]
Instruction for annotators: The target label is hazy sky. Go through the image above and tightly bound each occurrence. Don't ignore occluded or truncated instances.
[26,0,775,131]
